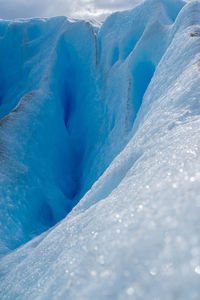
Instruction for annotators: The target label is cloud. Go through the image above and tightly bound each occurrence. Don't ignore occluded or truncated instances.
[0,0,50,19]
[0,0,142,21]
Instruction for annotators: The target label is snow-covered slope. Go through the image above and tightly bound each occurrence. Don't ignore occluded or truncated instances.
[1,0,200,299]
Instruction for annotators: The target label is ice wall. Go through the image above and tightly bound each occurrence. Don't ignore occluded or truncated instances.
[0,17,101,252]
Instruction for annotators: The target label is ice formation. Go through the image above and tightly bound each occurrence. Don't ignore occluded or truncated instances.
[1,0,200,299]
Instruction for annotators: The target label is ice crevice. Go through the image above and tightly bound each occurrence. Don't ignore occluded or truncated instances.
[0,0,195,255]
[1,1,200,298]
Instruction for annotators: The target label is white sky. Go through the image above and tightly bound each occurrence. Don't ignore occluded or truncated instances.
[0,0,143,21]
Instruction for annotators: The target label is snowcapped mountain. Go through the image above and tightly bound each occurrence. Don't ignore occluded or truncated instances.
[1,0,200,299]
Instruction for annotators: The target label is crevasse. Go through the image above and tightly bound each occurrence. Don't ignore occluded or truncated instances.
[1,0,200,299]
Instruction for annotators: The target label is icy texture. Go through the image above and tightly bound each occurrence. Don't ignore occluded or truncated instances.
[1,0,200,299]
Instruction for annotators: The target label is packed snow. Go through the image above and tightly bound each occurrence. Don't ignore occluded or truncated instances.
[0,0,200,299]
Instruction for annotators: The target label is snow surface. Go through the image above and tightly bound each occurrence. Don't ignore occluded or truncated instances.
[1,0,200,299]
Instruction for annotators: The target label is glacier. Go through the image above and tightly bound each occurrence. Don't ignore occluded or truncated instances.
[1,0,200,298]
